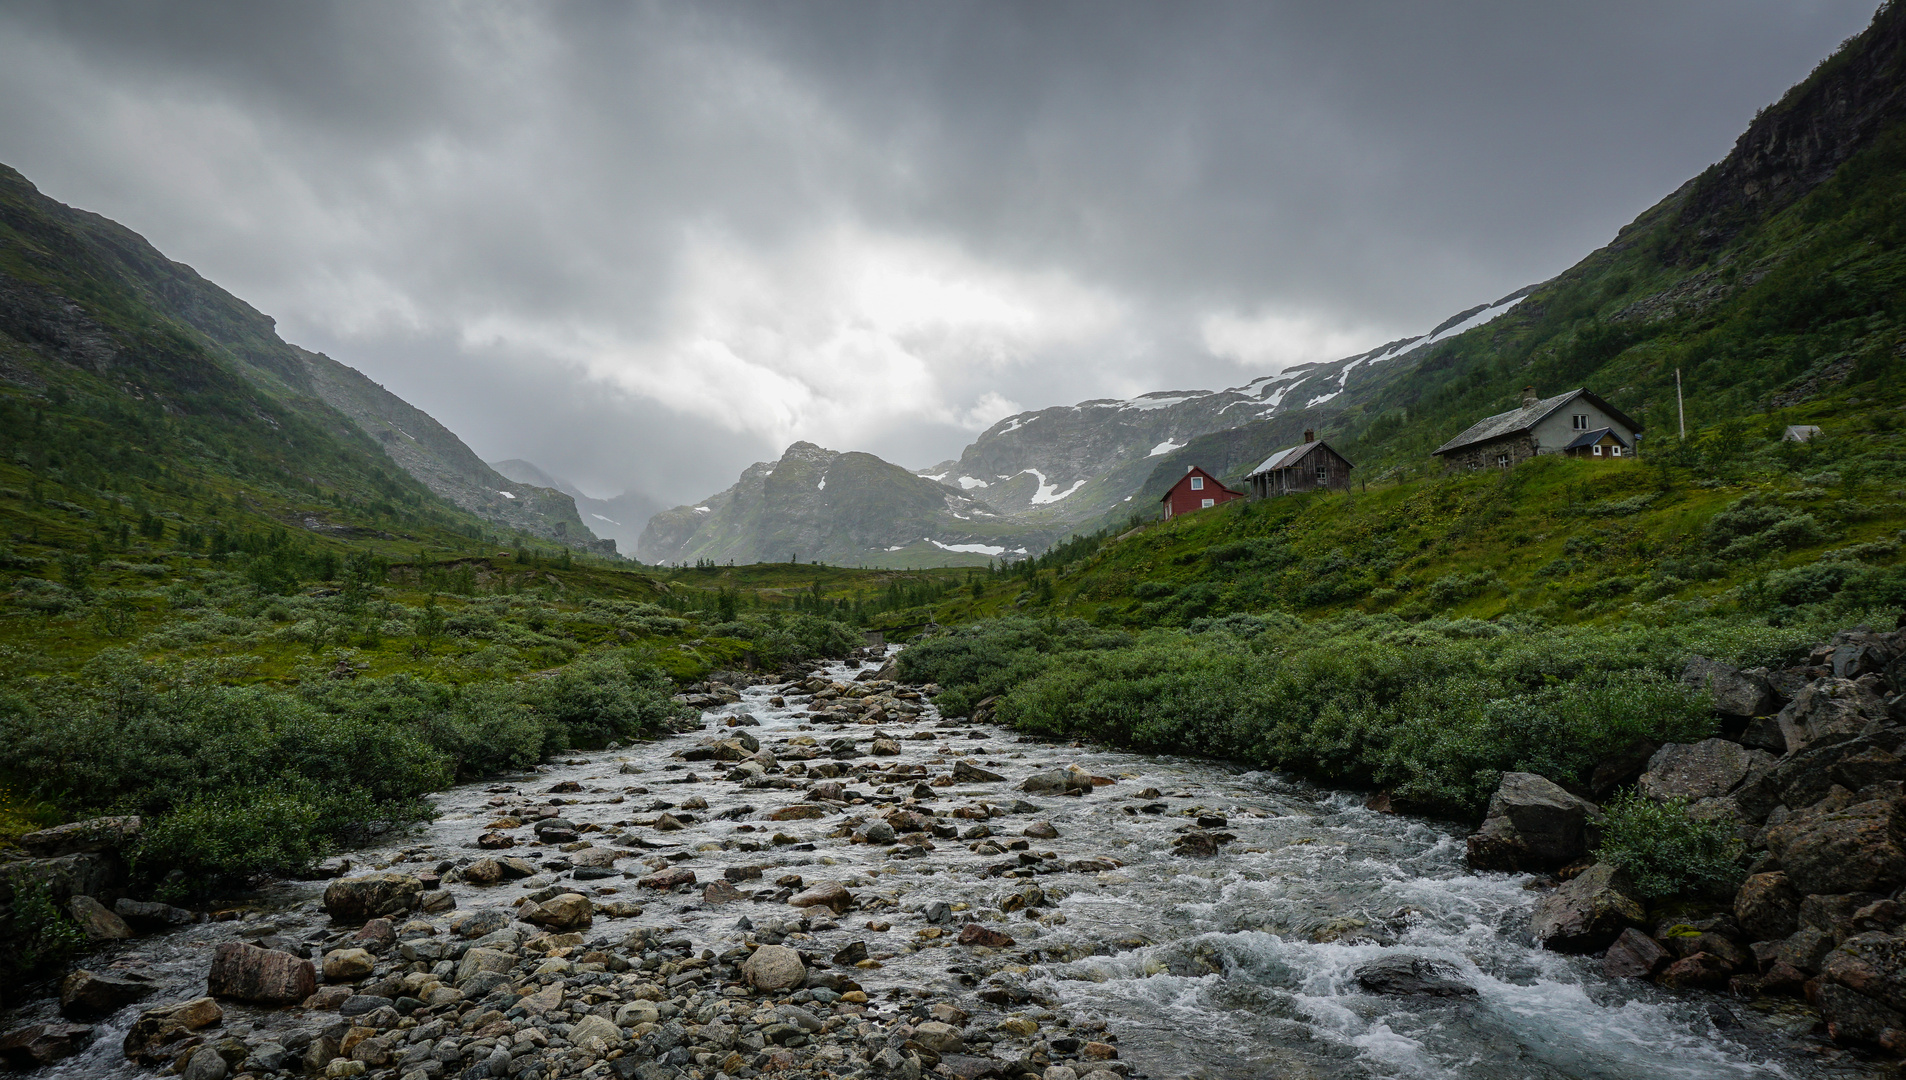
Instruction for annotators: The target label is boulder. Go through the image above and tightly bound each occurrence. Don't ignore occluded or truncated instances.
[911,1021,966,1054]
[114,898,198,930]
[702,880,744,903]
[523,893,593,930]
[20,815,142,857]
[1777,678,1887,753]
[60,969,159,1016]
[1818,982,1906,1046]
[1733,872,1801,941]
[322,948,376,980]
[0,853,116,904]
[1020,768,1094,797]
[1465,772,1601,872]
[451,907,511,939]
[1773,734,1904,810]
[454,948,516,986]
[322,873,423,922]
[1587,738,1659,800]
[952,761,1005,783]
[1822,932,1906,1013]
[1529,863,1644,952]
[636,867,697,890]
[1637,740,1751,802]
[1682,657,1780,718]
[207,942,317,1005]
[957,923,1015,948]
[0,1023,95,1068]
[1602,928,1671,979]
[1023,821,1060,840]
[870,738,902,757]
[741,945,807,991]
[1352,955,1477,997]
[569,1015,622,1047]
[122,998,222,1063]
[788,880,854,913]
[1832,642,1893,681]
[1764,799,1906,896]
[67,894,132,940]
[1777,927,1838,973]
[1657,952,1735,990]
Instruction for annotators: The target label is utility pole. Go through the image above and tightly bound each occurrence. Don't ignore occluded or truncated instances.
[1676,368,1686,440]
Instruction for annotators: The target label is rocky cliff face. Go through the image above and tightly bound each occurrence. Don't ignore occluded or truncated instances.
[637,442,1050,567]
[920,289,1536,529]
[1672,1,1906,258]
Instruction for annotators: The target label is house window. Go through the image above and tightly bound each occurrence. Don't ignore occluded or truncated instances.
[1496,453,1510,468]
[1572,414,1589,430]
[1593,445,1603,456]
[1201,498,1215,509]
[1189,476,1204,491]
[1315,464,1327,481]
[1611,445,1622,457]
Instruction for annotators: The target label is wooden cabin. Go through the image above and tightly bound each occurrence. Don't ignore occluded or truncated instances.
[1246,430,1354,496]
[1432,387,1642,470]
[1160,466,1244,520]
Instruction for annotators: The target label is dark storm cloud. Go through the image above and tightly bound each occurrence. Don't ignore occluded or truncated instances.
[0,1,1878,503]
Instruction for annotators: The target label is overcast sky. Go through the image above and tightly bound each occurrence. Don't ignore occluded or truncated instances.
[0,1,1878,504]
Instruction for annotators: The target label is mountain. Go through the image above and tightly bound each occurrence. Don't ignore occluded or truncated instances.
[0,163,611,555]
[636,441,1052,567]
[913,289,1537,532]
[489,458,663,554]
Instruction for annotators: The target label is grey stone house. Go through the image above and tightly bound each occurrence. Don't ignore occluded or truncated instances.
[1432,387,1643,470]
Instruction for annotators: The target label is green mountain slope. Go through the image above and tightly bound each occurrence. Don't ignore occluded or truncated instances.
[0,163,609,553]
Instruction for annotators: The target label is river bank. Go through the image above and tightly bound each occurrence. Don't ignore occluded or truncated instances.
[0,651,1885,1079]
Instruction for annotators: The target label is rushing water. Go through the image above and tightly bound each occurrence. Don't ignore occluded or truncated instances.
[17,650,1889,1079]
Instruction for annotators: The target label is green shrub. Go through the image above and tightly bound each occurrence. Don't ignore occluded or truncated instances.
[0,880,88,1002]
[1595,791,1745,900]
[133,786,335,894]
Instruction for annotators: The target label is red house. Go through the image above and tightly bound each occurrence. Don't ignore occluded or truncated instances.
[1160,466,1244,520]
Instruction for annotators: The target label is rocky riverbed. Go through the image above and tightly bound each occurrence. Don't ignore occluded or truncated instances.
[2,648,1892,1080]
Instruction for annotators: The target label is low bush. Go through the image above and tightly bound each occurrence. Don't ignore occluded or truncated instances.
[1595,791,1746,900]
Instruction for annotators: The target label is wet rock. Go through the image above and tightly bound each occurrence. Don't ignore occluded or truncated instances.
[1637,739,1751,802]
[832,940,869,966]
[113,897,198,930]
[1021,768,1093,796]
[476,830,515,849]
[450,907,511,938]
[1603,928,1671,979]
[523,892,593,929]
[322,948,376,980]
[67,894,132,939]
[59,969,158,1017]
[858,820,897,844]
[208,942,317,1005]
[0,1023,95,1068]
[953,761,1006,783]
[1465,772,1600,872]
[122,997,222,1063]
[1530,863,1644,952]
[1734,872,1802,941]
[703,879,744,903]
[1658,952,1735,990]
[454,947,515,985]
[181,1045,229,1080]
[768,804,827,821]
[912,1020,966,1054]
[742,944,807,991]
[571,1014,622,1046]
[958,923,1015,948]
[1764,799,1906,895]
[1172,831,1226,857]
[1682,657,1781,718]
[871,738,902,756]
[789,880,854,913]
[20,815,142,858]
[1354,954,1477,997]
[1023,821,1060,840]
[1819,982,1906,1045]
[322,872,423,922]
[636,867,697,889]
[1822,932,1906,1012]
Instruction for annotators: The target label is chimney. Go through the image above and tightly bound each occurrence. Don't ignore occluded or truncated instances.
[1303,429,1315,443]
[1522,386,1538,408]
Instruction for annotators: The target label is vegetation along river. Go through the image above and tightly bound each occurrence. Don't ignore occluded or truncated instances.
[17,650,1887,1080]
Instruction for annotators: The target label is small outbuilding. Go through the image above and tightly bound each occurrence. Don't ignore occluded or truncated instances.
[1246,430,1355,496]
[1160,466,1244,520]
[1561,427,1633,460]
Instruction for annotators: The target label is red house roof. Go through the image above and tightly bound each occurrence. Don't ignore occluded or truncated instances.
[1160,466,1244,519]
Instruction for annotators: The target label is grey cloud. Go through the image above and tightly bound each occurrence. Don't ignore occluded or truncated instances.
[0,1,1878,506]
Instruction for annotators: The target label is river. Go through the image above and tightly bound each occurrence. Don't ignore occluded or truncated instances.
[18,651,1887,1079]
